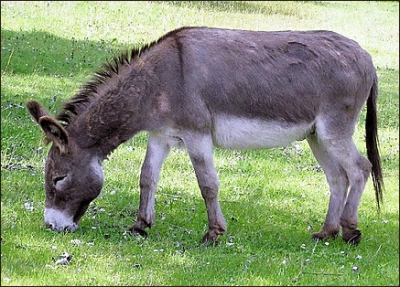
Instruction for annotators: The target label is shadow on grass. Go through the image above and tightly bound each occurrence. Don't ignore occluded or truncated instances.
[1,28,136,159]
[1,28,129,77]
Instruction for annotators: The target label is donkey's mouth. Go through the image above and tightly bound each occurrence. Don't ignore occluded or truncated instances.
[45,222,78,232]
[44,207,78,232]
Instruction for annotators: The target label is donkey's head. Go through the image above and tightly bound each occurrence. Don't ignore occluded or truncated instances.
[27,101,104,232]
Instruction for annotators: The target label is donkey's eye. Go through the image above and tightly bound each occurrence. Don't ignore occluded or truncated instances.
[52,175,67,186]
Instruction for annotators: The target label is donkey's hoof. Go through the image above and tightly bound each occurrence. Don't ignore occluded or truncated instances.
[311,230,339,242]
[129,227,148,239]
[343,229,362,245]
[311,232,326,242]
[201,230,220,245]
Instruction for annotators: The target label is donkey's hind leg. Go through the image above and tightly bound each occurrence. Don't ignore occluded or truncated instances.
[183,132,227,243]
[309,131,371,245]
[307,133,349,241]
[333,141,371,245]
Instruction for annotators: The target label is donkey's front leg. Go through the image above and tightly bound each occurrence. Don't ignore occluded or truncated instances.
[130,133,172,237]
[184,133,227,243]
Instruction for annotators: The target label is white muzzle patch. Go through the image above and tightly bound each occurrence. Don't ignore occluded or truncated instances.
[44,208,78,232]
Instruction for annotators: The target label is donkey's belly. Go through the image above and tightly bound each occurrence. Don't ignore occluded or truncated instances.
[212,116,314,149]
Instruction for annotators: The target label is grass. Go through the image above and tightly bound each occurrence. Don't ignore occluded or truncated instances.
[1,1,399,286]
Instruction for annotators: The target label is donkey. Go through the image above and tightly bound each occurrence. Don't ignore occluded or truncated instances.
[27,26,383,245]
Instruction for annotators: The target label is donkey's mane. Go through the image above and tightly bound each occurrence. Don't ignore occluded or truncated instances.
[56,26,197,126]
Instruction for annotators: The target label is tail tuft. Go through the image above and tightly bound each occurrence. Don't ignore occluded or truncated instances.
[365,75,384,211]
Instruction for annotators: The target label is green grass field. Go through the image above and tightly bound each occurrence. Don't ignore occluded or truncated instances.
[1,1,399,286]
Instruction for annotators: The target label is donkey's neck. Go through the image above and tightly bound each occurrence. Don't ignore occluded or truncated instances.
[69,62,154,158]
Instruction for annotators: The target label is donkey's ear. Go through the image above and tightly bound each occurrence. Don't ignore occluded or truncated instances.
[27,101,69,152]
[26,100,51,123]
[38,116,69,152]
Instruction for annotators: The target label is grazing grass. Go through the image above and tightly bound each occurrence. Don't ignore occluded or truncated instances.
[1,1,399,286]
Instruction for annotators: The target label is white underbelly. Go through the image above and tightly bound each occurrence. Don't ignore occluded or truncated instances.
[212,116,314,149]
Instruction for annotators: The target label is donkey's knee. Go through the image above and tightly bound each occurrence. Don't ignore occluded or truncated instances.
[357,155,372,181]
[199,180,220,200]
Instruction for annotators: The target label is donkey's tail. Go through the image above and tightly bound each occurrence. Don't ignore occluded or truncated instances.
[366,75,384,211]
